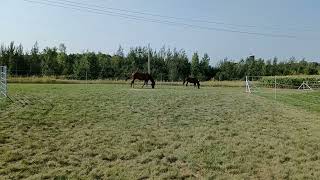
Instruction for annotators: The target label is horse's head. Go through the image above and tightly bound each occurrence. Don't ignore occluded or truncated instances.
[125,76,131,81]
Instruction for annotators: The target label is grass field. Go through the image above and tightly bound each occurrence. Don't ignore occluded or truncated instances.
[8,76,244,87]
[1,84,320,179]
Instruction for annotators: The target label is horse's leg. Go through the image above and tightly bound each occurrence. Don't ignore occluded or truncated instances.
[194,82,196,88]
[186,82,188,86]
[142,80,147,88]
[131,79,135,88]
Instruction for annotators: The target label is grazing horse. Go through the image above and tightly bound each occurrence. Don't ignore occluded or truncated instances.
[183,77,200,89]
[129,72,155,88]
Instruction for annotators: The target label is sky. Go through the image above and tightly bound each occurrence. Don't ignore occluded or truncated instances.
[1,0,320,65]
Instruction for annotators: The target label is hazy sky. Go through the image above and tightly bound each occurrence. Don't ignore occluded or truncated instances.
[1,0,319,65]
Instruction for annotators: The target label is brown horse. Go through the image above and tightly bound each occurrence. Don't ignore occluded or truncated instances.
[183,77,200,89]
[129,72,155,88]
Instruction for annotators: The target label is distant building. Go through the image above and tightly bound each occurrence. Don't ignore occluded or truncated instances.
[249,55,255,61]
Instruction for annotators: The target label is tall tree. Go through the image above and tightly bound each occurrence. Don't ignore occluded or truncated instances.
[176,49,191,80]
[7,42,16,75]
[73,54,89,79]
[15,44,26,75]
[57,43,68,75]
[42,47,58,76]
[191,52,200,79]
[1,41,320,81]
[265,59,272,76]
[200,53,210,80]
[116,45,124,57]
[29,41,41,75]
[272,57,278,75]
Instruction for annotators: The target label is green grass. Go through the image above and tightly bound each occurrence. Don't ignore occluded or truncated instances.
[1,84,320,179]
[8,76,244,87]
[255,88,320,113]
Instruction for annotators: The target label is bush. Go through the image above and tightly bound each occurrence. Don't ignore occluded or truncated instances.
[259,75,320,88]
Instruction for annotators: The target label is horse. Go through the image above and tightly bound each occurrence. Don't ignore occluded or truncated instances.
[183,77,200,89]
[129,72,155,88]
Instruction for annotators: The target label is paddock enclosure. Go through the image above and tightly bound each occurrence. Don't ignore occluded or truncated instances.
[1,84,320,179]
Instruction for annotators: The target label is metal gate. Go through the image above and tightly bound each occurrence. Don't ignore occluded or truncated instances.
[0,66,7,97]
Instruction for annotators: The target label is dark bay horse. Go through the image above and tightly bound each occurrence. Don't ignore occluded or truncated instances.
[183,77,200,89]
[129,72,155,88]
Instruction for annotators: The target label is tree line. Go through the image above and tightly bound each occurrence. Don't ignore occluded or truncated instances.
[217,56,320,80]
[0,42,319,81]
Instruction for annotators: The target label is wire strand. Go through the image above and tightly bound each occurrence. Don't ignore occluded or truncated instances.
[59,0,315,32]
[22,0,298,38]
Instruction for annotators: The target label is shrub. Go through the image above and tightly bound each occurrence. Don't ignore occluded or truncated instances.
[259,75,320,88]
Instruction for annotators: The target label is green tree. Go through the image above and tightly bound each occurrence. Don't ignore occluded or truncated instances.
[87,52,101,79]
[116,45,124,57]
[191,52,200,78]
[42,47,58,76]
[15,44,26,75]
[216,59,237,80]
[57,43,68,75]
[2,41,320,80]
[165,48,178,81]
[265,59,272,76]
[73,54,89,79]
[176,49,191,80]
[272,57,278,75]
[200,53,210,80]
[111,54,124,79]
[7,42,16,75]
[29,41,41,75]
[97,53,112,78]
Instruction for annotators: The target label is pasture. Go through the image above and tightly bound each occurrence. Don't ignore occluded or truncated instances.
[1,83,320,179]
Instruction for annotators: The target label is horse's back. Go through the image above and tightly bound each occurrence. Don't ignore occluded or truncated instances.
[132,72,150,80]
[186,77,198,83]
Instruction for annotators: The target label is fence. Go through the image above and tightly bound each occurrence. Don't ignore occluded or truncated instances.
[0,66,7,97]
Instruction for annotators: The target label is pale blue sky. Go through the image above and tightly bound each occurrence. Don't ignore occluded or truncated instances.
[1,0,319,64]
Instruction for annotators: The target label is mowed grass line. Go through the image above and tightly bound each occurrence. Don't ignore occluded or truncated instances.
[0,84,320,179]
[255,88,320,113]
